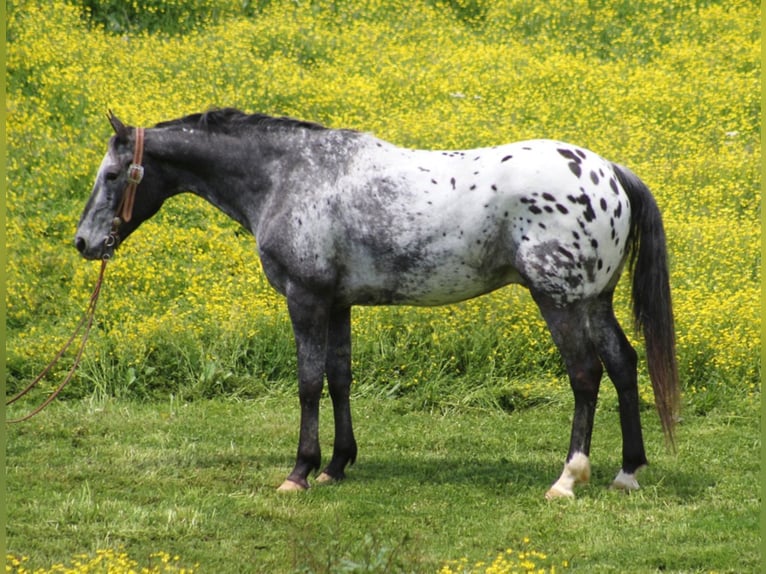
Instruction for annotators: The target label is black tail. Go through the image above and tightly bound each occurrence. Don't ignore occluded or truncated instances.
[613,163,680,447]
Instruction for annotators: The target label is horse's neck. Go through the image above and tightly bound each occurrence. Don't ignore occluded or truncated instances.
[157,129,269,233]
[155,126,350,234]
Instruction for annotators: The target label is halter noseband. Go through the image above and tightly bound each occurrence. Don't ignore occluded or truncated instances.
[106,126,145,254]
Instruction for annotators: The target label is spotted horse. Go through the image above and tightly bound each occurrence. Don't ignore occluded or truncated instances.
[75,109,680,498]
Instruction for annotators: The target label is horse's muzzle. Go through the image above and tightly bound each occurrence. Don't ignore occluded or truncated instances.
[74,235,115,261]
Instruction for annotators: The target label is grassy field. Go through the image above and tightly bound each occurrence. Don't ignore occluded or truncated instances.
[5,394,761,572]
[5,0,761,572]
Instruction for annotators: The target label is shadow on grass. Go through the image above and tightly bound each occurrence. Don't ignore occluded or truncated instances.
[305,450,718,503]
[353,454,552,489]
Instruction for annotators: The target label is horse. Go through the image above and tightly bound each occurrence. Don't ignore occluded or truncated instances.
[75,108,679,498]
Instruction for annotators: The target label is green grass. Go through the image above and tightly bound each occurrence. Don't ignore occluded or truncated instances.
[6,391,760,572]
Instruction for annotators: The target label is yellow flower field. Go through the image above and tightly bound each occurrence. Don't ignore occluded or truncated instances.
[6,0,760,410]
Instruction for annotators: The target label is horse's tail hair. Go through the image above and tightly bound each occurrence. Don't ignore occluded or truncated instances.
[613,163,680,448]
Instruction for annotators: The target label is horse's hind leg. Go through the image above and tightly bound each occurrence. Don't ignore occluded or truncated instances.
[316,306,358,484]
[590,293,648,491]
[532,292,603,499]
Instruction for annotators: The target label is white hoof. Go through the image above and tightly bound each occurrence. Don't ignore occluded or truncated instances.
[546,452,590,500]
[315,472,335,484]
[545,485,576,500]
[277,479,308,492]
[611,469,641,492]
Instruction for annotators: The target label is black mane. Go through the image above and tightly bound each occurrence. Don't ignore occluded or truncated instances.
[153,108,329,134]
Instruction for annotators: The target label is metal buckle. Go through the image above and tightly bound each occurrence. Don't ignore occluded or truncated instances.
[127,163,144,185]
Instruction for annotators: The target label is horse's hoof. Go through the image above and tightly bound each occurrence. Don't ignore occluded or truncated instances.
[545,452,589,500]
[610,469,641,492]
[545,485,575,500]
[277,479,308,492]
[315,472,336,484]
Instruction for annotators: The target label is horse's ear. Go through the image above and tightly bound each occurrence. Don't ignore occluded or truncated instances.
[107,109,129,141]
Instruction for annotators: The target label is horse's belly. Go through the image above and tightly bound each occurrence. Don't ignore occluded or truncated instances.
[339,253,524,306]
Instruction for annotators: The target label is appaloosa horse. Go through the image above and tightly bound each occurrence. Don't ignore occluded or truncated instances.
[75,109,679,498]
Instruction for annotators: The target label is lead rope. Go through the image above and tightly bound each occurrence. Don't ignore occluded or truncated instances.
[6,259,107,423]
[6,127,145,423]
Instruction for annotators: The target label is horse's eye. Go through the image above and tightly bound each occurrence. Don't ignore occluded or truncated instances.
[105,172,119,182]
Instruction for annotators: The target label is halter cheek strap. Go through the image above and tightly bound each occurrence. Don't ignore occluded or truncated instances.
[117,126,145,223]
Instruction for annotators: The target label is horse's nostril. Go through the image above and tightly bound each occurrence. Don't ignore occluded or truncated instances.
[75,237,87,253]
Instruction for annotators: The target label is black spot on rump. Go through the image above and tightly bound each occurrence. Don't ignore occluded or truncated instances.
[579,194,596,222]
[557,148,583,178]
[450,177,456,190]
[542,192,556,202]
[501,155,513,162]
[614,202,622,218]
[557,246,575,260]
[609,177,619,194]
[557,148,580,162]
[529,205,542,215]
[555,203,569,214]
[570,163,582,177]
[590,170,599,184]
[600,198,608,211]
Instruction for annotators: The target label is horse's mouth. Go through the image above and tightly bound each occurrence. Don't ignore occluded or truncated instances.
[74,236,117,261]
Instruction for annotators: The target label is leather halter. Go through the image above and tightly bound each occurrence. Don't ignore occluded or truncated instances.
[106,127,144,252]
[118,126,145,223]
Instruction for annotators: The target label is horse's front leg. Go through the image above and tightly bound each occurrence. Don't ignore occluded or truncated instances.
[317,306,357,483]
[278,289,330,492]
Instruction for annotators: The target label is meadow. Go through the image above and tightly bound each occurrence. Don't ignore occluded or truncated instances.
[4,0,761,572]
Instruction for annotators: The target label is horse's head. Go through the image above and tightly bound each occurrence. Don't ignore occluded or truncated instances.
[75,112,167,260]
